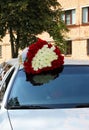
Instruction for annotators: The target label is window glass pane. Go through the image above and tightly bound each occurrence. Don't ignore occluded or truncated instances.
[72,9,76,24]
[65,41,72,55]
[82,7,88,23]
[65,11,71,25]
[61,13,65,21]
[65,9,75,25]
[87,39,89,55]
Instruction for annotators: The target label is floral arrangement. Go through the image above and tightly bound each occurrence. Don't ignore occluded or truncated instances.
[24,38,64,74]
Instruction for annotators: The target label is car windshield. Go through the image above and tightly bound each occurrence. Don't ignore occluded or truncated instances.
[7,65,89,109]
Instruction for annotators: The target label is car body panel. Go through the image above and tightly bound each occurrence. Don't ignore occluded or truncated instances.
[8,108,89,130]
[0,110,12,130]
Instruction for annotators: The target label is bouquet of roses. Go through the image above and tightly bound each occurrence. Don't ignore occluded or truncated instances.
[24,38,64,74]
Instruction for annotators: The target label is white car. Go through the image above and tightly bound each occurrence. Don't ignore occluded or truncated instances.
[0,59,89,130]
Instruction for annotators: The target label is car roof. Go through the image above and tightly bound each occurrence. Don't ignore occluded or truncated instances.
[64,59,89,65]
[18,58,89,70]
[6,58,18,66]
[2,58,88,72]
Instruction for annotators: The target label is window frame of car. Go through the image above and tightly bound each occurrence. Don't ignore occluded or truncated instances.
[0,65,16,103]
[0,65,20,109]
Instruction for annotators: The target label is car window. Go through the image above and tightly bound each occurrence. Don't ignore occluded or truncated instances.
[7,65,89,109]
[0,67,15,102]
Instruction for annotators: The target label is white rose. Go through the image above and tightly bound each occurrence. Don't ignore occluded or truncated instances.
[32,45,58,71]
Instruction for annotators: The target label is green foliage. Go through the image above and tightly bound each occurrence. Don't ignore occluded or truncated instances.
[0,0,68,57]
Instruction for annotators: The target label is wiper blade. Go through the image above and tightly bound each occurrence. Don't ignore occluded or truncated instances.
[7,105,51,109]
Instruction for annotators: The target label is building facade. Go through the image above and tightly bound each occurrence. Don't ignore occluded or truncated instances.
[0,0,89,63]
[0,34,11,63]
[59,0,89,60]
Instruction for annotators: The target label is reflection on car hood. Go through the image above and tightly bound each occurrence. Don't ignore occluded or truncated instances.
[8,108,89,130]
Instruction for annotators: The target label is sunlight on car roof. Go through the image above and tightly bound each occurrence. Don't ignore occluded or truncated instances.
[64,58,89,65]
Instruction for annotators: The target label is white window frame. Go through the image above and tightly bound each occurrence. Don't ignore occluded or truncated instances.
[62,9,76,25]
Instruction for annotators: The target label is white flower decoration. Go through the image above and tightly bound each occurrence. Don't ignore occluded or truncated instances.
[32,45,58,71]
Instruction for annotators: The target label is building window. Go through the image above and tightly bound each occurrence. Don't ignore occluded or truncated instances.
[82,7,89,23]
[62,9,76,25]
[65,41,72,55]
[87,39,89,55]
[0,45,2,58]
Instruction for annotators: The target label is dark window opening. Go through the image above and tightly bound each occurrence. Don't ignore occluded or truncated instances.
[0,45,2,58]
[65,41,72,55]
[87,39,89,55]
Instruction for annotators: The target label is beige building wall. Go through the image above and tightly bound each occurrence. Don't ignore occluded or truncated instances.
[0,34,11,63]
[59,0,89,60]
[72,40,87,59]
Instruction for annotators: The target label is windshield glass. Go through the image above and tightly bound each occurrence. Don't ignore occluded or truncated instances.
[7,65,89,109]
